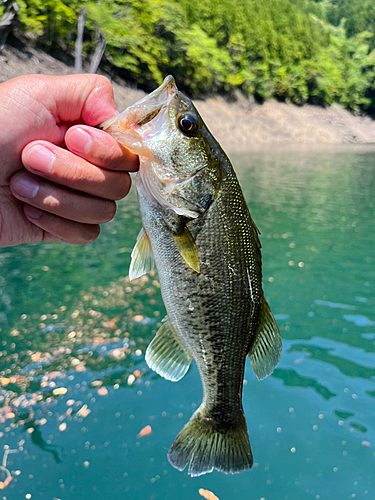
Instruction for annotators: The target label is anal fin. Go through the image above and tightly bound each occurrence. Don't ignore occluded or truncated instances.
[249,296,282,380]
[145,317,192,381]
[129,227,155,281]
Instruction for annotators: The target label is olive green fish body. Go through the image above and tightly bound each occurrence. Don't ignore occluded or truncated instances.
[138,160,262,416]
[100,76,282,477]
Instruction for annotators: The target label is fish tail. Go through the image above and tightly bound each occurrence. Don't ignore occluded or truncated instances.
[167,406,253,477]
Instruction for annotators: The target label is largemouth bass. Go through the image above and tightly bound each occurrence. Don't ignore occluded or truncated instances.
[100,76,282,477]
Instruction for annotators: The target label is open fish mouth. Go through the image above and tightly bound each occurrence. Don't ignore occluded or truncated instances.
[99,75,176,144]
[129,75,176,126]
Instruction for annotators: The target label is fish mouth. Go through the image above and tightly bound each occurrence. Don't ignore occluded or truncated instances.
[128,75,176,126]
[99,76,176,149]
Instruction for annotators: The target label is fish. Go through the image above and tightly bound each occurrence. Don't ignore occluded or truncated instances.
[99,76,282,477]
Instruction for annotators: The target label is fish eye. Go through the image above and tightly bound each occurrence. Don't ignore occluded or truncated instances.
[178,113,198,137]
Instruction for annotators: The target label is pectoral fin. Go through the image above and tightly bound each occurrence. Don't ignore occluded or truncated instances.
[129,228,155,281]
[146,317,192,381]
[249,297,282,380]
[171,227,200,274]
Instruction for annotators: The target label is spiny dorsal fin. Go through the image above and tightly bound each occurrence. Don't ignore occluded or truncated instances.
[129,227,155,281]
[171,226,200,274]
[145,317,192,381]
[249,297,282,380]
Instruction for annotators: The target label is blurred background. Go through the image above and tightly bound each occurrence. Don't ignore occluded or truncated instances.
[2,0,375,110]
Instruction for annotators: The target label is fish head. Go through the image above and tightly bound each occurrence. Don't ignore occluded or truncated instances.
[100,76,218,217]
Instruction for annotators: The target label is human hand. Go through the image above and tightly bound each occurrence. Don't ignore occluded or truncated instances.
[0,74,138,247]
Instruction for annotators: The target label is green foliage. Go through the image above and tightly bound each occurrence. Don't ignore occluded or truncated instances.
[326,0,375,45]
[11,0,375,112]
[17,0,80,45]
[86,0,169,85]
[300,27,374,110]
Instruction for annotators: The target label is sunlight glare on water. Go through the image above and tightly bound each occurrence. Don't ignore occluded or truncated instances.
[0,145,374,500]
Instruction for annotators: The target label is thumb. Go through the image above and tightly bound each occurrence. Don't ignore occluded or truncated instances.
[47,74,119,126]
[10,74,119,126]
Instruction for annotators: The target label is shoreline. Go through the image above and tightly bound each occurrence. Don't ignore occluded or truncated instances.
[2,43,375,152]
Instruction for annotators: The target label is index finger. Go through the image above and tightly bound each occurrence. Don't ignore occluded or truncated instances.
[65,125,139,172]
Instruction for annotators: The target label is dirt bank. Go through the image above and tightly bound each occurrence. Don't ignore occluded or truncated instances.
[2,42,375,152]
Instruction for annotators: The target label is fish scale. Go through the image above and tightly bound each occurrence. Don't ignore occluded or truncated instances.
[99,75,282,477]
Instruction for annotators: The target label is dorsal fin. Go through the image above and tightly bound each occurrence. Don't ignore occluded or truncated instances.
[248,296,282,380]
[146,317,192,381]
[129,227,155,281]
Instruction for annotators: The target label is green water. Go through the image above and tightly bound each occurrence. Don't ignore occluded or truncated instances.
[0,146,374,500]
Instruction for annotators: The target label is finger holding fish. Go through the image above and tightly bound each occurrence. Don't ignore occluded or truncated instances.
[23,205,101,245]
[10,171,117,224]
[21,140,132,200]
[65,125,139,172]
[9,126,138,244]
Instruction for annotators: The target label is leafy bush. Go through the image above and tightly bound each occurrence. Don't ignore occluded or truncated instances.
[12,0,375,112]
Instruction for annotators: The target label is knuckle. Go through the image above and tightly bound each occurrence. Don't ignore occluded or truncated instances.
[97,141,121,168]
[88,75,114,107]
[91,74,111,90]
[67,160,86,186]
[43,192,61,210]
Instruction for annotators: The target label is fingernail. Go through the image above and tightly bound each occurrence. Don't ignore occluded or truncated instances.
[26,145,55,173]
[24,205,43,219]
[68,128,92,155]
[12,174,39,199]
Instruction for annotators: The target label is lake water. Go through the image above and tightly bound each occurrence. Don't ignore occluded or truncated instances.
[0,145,374,500]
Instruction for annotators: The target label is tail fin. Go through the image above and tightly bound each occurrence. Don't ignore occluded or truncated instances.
[167,407,253,477]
